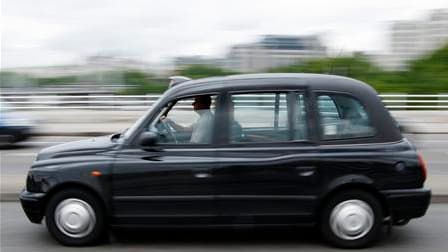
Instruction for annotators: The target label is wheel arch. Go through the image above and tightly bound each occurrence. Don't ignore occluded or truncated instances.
[43,182,110,219]
[316,181,390,220]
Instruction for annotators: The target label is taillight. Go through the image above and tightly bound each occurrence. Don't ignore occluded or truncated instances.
[417,153,427,182]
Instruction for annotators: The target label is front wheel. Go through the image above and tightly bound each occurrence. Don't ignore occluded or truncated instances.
[319,190,383,248]
[45,188,106,246]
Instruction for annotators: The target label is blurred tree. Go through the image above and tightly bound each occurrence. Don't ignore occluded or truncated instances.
[177,65,239,79]
[0,72,35,87]
[269,55,379,78]
[35,76,78,86]
[1,45,446,95]
[120,70,168,94]
[269,44,448,94]
[406,44,448,92]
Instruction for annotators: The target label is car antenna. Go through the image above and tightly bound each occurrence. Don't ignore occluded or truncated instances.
[169,76,192,88]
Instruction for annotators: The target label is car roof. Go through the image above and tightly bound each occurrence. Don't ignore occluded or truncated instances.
[165,73,377,98]
[156,73,402,144]
[180,73,352,85]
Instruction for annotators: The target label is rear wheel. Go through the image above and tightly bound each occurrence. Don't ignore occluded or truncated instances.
[319,190,383,248]
[45,188,106,246]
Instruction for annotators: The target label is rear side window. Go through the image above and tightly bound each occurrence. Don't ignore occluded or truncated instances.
[231,93,289,143]
[229,92,307,143]
[318,94,375,140]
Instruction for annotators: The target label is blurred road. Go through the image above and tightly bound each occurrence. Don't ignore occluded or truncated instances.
[1,202,448,251]
[1,134,447,198]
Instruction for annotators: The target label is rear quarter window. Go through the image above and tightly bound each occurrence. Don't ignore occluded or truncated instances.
[318,94,375,140]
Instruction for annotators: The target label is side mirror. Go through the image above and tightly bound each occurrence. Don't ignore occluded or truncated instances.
[138,132,159,147]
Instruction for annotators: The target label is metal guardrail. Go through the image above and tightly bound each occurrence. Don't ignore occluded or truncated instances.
[379,94,448,109]
[1,94,448,110]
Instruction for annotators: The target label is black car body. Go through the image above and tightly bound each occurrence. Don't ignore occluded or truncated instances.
[20,74,431,248]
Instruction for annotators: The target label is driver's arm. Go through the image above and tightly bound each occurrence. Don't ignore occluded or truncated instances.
[160,116,192,132]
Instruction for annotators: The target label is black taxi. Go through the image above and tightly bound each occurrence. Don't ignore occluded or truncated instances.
[20,73,431,248]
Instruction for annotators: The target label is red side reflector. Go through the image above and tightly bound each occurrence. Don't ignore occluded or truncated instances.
[417,153,427,182]
[91,170,102,177]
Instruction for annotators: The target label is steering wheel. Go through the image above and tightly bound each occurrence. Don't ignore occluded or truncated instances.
[157,118,178,144]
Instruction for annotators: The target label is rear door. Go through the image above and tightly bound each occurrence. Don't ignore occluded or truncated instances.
[213,91,321,225]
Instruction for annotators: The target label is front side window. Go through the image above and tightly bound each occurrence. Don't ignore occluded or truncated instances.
[148,95,217,144]
[229,92,307,143]
[318,94,375,140]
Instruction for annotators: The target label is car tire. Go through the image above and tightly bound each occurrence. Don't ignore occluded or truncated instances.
[45,188,106,246]
[319,190,383,248]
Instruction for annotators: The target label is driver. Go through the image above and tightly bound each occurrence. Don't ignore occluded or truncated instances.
[161,95,213,144]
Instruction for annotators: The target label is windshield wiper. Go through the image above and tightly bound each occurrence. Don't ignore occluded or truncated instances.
[111,128,129,142]
[111,133,121,142]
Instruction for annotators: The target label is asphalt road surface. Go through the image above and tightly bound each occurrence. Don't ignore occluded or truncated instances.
[1,202,447,252]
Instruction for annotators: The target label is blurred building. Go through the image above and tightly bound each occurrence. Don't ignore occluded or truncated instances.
[224,35,326,72]
[5,56,152,78]
[174,56,227,70]
[376,9,448,70]
[0,56,162,91]
[174,35,326,72]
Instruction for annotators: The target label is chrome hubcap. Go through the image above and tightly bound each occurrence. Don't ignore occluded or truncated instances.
[329,199,374,240]
[54,198,96,238]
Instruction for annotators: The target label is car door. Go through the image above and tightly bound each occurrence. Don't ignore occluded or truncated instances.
[111,94,222,226]
[213,91,321,225]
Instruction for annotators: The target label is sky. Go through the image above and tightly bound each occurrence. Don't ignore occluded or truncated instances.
[1,0,448,69]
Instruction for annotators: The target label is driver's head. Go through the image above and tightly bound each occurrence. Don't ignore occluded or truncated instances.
[192,95,211,111]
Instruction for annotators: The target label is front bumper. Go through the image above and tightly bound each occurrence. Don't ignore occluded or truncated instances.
[381,188,431,221]
[19,189,46,224]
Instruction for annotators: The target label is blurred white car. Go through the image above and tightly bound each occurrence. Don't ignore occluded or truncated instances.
[0,102,34,145]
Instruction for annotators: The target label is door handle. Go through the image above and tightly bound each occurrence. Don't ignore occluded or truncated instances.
[194,172,211,179]
[295,166,316,176]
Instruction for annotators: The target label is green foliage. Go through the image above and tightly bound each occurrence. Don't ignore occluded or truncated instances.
[407,45,448,91]
[177,65,239,79]
[123,71,148,86]
[269,44,448,94]
[270,55,379,77]
[35,76,78,86]
[120,66,238,94]
[120,71,168,95]
[2,44,446,95]
[0,72,34,87]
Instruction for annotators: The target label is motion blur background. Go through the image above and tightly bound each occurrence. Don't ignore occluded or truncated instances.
[1,1,448,161]
[1,0,447,187]
[1,0,448,186]
[2,0,448,93]
[1,1,448,250]
[1,0,448,139]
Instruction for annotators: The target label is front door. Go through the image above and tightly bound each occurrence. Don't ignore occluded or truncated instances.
[111,94,220,226]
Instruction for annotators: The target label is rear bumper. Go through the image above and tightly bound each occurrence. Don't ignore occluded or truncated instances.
[19,189,46,224]
[381,188,431,221]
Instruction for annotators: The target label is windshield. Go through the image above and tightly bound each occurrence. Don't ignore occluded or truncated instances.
[120,95,165,141]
